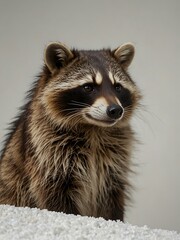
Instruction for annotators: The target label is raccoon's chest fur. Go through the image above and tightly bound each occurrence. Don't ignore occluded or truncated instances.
[27,120,133,219]
[83,128,132,217]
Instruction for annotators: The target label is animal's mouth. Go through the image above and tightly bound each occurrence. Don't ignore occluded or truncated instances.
[85,113,117,125]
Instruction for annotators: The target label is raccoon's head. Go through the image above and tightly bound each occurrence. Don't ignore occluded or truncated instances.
[41,42,141,128]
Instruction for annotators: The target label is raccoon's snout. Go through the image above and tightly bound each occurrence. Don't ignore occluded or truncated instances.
[106,104,124,120]
[83,102,124,127]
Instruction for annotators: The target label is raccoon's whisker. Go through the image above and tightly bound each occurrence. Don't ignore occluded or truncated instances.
[124,105,133,112]
[70,100,91,107]
[68,103,86,108]
[59,108,82,114]
[133,110,155,135]
[124,104,155,135]
[88,106,103,114]
[138,103,162,123]
[71,100,90,106]
[71,100,90,105]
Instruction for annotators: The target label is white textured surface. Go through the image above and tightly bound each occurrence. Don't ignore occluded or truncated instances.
[0,205,179,240]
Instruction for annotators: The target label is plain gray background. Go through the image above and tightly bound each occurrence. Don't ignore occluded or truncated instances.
[0,0,180,232]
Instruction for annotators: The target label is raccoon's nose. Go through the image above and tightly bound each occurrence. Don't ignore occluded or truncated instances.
[106,104,123,120]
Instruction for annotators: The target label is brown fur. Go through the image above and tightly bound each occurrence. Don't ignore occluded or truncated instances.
[0,42,141,221]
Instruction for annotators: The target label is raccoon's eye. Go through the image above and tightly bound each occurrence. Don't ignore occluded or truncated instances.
[83,84,94,93]
[114,83,122,92]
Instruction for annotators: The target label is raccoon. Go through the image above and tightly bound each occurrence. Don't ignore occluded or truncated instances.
[0,42,141,221]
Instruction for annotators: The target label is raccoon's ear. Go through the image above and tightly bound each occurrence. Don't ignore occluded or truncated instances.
[113,43,135,68]
[44,42,74,73]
